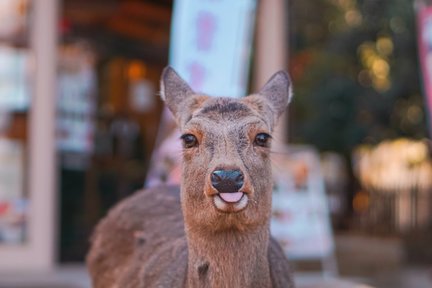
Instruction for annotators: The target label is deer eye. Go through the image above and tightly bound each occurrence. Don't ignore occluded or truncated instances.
[254,133,271,147]
[181,134,198,148]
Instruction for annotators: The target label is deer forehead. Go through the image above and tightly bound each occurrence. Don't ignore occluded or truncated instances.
[182,97,271,132]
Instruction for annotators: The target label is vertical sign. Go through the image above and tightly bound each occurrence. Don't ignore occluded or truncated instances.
[417,4,432,135]
[170,0,256,97]
[0,46,31,111]
[270,146,337,275]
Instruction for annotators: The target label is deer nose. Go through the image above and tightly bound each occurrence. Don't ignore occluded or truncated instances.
[211,170,244,193]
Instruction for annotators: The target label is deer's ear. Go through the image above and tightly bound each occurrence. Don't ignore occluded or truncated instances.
[257,70,292,121]
[160,66,195,119]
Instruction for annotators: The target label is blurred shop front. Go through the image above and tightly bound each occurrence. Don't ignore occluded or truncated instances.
[58,0,171,261]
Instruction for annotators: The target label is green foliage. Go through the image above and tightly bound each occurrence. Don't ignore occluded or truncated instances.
[289,0,428,153]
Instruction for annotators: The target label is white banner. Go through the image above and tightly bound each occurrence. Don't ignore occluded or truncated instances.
[170,0,256,97]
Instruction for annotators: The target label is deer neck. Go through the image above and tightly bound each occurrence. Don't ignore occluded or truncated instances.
[185,226,272,288]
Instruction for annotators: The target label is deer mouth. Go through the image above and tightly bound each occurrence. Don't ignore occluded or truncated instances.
[213,192,249,212]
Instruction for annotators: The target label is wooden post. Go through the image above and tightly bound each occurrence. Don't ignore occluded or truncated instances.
[254,0,288,147]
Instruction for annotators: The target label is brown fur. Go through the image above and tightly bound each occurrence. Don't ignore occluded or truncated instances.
[87,67,295,288]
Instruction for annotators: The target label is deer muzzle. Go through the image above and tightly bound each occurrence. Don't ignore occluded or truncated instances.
[210,169,249,212]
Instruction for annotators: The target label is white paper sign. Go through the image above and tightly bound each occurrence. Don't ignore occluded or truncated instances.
[170,0,256,97]
[0,46,31,111]
[271,147,335,260]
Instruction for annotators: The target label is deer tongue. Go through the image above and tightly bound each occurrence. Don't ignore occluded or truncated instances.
[219,192,244,203]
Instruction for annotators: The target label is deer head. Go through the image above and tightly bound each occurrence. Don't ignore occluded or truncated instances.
[161,67,292,235]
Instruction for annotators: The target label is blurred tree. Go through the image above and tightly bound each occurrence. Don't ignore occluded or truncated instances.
[288,0,428,154]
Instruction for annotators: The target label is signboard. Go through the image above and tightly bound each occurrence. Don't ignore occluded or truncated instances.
[170,0,256,97]
[417,4,432,135]
[0,46,31,111]
[270,146,336,274]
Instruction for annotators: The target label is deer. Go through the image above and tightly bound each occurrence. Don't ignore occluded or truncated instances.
[86,67,295,288]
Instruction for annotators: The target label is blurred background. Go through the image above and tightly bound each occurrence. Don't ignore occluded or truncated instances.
[0,0,431,287]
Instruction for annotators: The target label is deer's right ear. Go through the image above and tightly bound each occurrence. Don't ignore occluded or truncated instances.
[160,66,195,120]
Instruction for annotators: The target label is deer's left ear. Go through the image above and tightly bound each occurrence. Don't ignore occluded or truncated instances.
[160,66,195,120]
[257,70,292,121]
